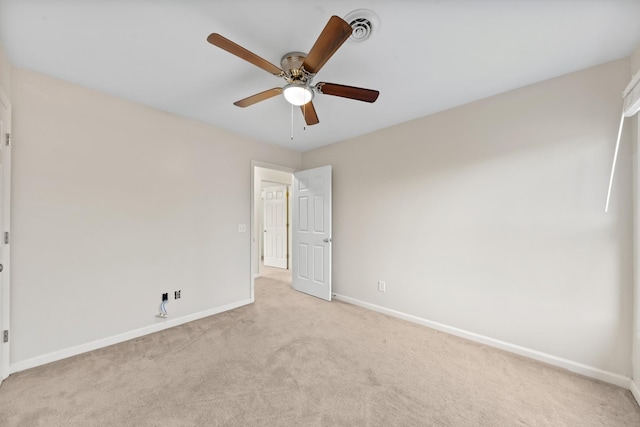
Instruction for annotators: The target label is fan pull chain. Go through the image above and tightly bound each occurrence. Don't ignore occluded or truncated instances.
[303,102,306,131]
[290,104,294,140]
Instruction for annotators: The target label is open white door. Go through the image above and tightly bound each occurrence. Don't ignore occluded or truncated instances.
[292,165,332,301]
[0,89,11,384]
[263,185,288,269]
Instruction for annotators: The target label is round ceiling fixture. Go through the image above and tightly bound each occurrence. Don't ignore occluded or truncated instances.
[344,9,380,42]
[283,83,313,106]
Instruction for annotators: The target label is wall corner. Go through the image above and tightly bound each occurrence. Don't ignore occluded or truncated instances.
[0,43,12,99]
[631,40,640,399]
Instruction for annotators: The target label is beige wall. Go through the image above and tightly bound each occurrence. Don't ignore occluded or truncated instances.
[0,44,10,97]
[10,68,301,364]
[302,58,633,377]
[631,44,640,75]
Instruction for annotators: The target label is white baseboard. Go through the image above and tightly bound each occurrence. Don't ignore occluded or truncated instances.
[631,380,640,405]
[333,293,632,389]
[10,298,252,374]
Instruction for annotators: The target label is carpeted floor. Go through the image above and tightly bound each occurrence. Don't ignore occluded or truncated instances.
[0,269,639,426]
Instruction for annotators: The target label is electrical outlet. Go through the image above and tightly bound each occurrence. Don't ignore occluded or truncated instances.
[162,293,168,302]
[378,281,386,292]
[175,290,181,299]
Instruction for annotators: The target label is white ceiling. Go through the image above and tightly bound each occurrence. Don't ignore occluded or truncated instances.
[1,0,640,152]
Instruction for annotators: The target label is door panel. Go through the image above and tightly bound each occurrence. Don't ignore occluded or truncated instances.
[292,165,332,301]
[299,243,308,278]
[313,246,324,282]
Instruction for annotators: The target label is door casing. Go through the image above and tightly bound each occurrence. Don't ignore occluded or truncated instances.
[250,161,296,302]
[0,87,11,384]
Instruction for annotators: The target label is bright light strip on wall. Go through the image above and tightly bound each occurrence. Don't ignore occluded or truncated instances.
[605,69,640,212]
[604,111,626,212]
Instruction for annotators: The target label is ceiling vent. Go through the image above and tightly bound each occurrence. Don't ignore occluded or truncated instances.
[344,9,380,43]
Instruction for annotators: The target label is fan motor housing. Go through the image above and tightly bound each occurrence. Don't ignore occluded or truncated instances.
[281,52,309,83]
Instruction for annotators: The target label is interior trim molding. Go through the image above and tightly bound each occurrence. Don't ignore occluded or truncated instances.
[10,298,252,374]
[631,380,640,406]
[333,293,632,389]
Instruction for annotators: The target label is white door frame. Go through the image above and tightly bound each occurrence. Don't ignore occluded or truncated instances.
[250,161,296,302]
[0,87,11,384]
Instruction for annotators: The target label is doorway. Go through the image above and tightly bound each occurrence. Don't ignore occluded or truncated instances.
[251,162,294,301]
[250,162,333,302]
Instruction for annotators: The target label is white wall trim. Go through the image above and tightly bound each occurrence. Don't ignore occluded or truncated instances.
[10,298,251,374]
[631,380,640,406]
[333,293,632,389]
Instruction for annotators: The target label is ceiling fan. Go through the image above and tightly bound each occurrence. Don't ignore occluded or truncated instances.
[207,15,380,126]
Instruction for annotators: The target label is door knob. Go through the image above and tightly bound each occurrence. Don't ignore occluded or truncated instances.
[323,238,332,243]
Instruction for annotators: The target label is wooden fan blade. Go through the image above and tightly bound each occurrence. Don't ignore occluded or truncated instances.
[316,82,379,103]
[300,101,319,126]
[301,16,352,74]
[207,33,284,76]
[234,88,283,107]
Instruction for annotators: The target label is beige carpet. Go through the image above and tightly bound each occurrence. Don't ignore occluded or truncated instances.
[1,270,639,426]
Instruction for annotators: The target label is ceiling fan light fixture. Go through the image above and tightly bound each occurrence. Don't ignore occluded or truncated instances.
[283,84,314,106]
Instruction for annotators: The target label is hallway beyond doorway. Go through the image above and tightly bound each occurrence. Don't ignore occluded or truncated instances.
[259,263,292,285]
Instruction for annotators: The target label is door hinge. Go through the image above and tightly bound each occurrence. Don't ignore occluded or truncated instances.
[5,133,10,147]
[4,232,8,244]
[2,330,7,343]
